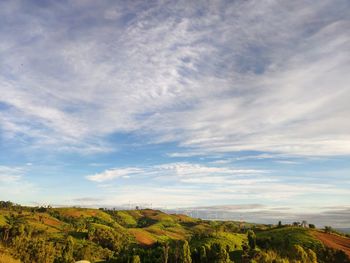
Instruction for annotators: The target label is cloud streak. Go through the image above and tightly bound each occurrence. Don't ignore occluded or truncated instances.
[86,167,143,182]
[0,0,349,156]
[0,165,36,202]
[86,162,267,183]
[85,162,349,209]
[0,166,23,182]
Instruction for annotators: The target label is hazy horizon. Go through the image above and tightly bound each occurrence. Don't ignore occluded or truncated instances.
[1,1,349,227]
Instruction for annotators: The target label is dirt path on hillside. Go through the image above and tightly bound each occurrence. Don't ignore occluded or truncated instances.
[312,231,350,257]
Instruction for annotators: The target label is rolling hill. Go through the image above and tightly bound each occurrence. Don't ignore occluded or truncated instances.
[0,201,349,263]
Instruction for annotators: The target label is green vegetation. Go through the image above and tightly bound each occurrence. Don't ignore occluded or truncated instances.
[0,201,349,263]
[256,226,323,251]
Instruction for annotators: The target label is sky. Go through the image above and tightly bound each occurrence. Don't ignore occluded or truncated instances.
[0,0,350,227]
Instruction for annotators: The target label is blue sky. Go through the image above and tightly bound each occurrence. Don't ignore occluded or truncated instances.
[0,0,350,226]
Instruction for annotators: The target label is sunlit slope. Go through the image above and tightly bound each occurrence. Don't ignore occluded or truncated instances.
[256,226,323,250]
[0,206,247,247]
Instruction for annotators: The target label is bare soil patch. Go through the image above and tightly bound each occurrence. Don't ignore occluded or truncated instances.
[312,230,350,257]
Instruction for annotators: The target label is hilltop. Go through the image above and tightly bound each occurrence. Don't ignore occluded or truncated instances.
[0,201,349,263]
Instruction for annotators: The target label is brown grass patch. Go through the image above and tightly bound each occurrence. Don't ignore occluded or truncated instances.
[129,229,157,246]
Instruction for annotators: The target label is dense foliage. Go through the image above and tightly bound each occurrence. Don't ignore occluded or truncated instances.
[0,201,349,263]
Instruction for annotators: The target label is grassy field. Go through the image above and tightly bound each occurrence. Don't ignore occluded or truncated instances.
[0,215,6,226]
[0,206,325,249]
[0,245,19,263]
[128,228,158,245]
[56,207,115,223]
[0,253,20,263]
[0,206,248,248]
[113,211,138,227]
[190,231,246,251]
[256,226,323,251]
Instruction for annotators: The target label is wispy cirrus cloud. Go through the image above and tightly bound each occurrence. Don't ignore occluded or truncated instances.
[0,165,37,202]
[86,162,267,183]
[0,0,349,156]
[0,165,23,182]
[85,162,349,208]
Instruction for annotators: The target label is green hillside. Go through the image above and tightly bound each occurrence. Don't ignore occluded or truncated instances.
[256,226,323,251]
[0,201,349,263]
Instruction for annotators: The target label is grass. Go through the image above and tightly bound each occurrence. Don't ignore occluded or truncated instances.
[0,214,6,226]
[0,206,272,250]
[0,253,20,263]
[190,231,246,251]
[124,210,144,220]
[114,211,138,227]
[145,223,187,241]
[0,245,20,263]
[92,222,114,230]
[137,209,177,224]
[256,227,323,251]
[173,214,199,223]
[4,205,340,263]
[122,211,194,243]
[128,228,158,246]
[34,213,62,227]
[26,214,63,233]
[27,220,57,233]
[55,208,115,223]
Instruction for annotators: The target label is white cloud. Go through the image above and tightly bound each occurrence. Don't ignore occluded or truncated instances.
[84,162,350,208]
[0,165,37,202]
[84,177,350,209]
[179,176,276,185]
[154,162,266,177]
[86,162,268,182]
[86,167,143,182]
[0,166,23,182]
[0,0,349,156]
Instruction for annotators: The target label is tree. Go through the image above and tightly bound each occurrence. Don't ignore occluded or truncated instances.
[2,214,27,243]
[91,227,126,253]
[324,226,333,233]
[307,248,317,263]
[308,224,316,229]
[180,240,192,263]
[208,243,231,263]
[131,255,141,263]
[0,201,15,209]
[278,221,282,227]
[87,223,95,241]
[292,245,308,263]
[61,236,75,263]
[162,242,169,263]
[257,250,290,263]
[199,246,207,263]
[248,230,256,250]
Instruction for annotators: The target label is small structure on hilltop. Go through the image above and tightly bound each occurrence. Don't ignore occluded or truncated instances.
[293,220,308,227]
[301,220,308,228]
